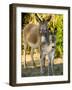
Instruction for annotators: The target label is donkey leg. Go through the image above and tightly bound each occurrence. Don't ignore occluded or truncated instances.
[51,55,54,75]
[24,49,27,68]
[48,55,51,75]
[40,54,45,75]
[31,48,36,68]
[24,44,27,68]
[51,60,54,75]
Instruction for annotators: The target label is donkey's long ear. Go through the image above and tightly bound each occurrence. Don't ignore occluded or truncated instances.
[46,15,52,22]
[35,13,42,22]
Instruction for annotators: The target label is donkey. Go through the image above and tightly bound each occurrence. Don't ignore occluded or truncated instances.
[23,14,52,68]
[40,28,57,75]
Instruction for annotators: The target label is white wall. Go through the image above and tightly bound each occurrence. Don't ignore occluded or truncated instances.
[0,0,72,90]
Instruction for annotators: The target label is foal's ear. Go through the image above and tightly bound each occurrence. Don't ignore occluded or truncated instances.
[46,15,52,22]
[54,28,57,34]
[48,28,51,33]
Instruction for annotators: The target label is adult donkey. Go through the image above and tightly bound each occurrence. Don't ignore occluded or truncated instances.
[23,14,52,68]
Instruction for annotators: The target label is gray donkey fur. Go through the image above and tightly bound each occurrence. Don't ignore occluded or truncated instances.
[40,28,57,75]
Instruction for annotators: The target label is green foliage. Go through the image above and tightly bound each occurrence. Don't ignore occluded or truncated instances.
[55,15,63,57]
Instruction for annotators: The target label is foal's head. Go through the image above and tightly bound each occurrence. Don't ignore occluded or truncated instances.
[48,28,57,49]
[40,27,57,49]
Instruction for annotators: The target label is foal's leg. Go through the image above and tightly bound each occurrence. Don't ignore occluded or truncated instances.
[48,55,51,75]
[51,54,54,75]
[40,54,45,75]
[31,48,36,68]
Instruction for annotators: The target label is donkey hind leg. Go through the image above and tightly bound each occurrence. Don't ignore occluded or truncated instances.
[24,44,27,68]
[31,48,36,68]
[24,48,27,68]
[40,54,45,75]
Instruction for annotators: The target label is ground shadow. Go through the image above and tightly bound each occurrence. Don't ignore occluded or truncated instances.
[21,63,63,77]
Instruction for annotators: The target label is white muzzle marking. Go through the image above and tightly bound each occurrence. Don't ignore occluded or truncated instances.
[41,36,46,43]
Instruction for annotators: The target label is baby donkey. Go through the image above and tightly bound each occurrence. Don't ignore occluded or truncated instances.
[40,28,57,75]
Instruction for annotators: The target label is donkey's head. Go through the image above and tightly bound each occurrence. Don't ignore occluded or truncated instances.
[35,14,52,45]
[48,28,57,49]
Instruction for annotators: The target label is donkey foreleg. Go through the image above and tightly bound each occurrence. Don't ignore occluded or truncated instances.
[48,55,51,75]
[40,54,45,75]
[51,54,55,75]
[48,51,55,75]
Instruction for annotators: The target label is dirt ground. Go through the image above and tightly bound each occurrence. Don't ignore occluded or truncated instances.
[21,52,63,77]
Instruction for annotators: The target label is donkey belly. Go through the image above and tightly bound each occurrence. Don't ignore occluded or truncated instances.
[27,38,40,48]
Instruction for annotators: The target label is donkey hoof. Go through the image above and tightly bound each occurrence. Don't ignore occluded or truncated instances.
[24,64,27,68]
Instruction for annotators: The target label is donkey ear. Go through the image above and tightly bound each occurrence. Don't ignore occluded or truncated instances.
[46,15,52,22]
[35,13,42,22]
[54,28,57,34]
[48,28,51,32]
